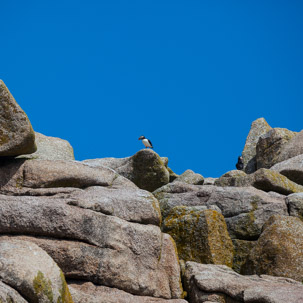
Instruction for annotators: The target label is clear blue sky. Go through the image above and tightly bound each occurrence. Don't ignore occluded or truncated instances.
[1,1,303,177]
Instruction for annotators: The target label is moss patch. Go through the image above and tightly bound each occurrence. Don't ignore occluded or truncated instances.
[57,270,74,303]
[33,271,54,302]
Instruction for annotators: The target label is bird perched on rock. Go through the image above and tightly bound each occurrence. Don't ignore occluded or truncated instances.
[138,136,153,149]
[236,156,244,170]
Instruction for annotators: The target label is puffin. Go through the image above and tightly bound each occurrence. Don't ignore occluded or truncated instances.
[236,156,244,170]
[138,136,153,149]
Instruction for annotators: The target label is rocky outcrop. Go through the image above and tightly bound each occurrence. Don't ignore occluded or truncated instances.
[0,156,183,300]
[0,80,36,156]
[163,207,233,266]
[271,154,303,185]
[1,98,303,303]
[0,188,182,299]
[83,149,170,192]
[256,128,297,170]
[243,215,303,282]
[242,118,271,174]
[0,238,73,303]
[69,282,187,303]
[184,262,303,303]
[19,132,75,160]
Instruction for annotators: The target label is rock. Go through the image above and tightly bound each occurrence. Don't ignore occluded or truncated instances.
[286,193,303,220]
[84,149,170,192]
[203,177,217,185]
[232,239,255,274]
[0,280,28,303]
[242,118,272,174]
[214,170,247,187]
[215,167,303,195]
[243,215,303,282]
[271,154,303,185]
[66,185,161,225]
[167,167,179,182]
[0,193,182,299]
[251,168,303,195]
[69,282,187,303]
[0,238,73,303]
[18,132,75,160]
[163,207,233,266]
[0,80,36,156]
[256,128,297,169]
[184,261,303,303]
[277,130,303,163]
[0,158,120,192]
[154,183,287,239]
[173,169,204,185]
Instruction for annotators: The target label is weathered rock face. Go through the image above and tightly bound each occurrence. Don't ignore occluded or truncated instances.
[271,154,303,186]
[18,132,75,160]
[0,80,36,156]
[69,282,187,303]
[277,130,303,163]
[0,280,28,303]
[83,149,170,192]
[0,238,73,303]
[286,193,303,220]
[154,182,287,240]
[184,262,303,303]
[256,128,297,170]
[243,215,303,282]
[232,239,255,274]
[163,207,233,267]
[173,169,204,185]
[242,118,272,174]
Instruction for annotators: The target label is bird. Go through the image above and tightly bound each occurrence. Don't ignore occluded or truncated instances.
[138,136,153,149]
[236,156,244,170]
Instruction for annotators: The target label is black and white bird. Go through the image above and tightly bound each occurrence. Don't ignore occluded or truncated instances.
[236,156,244,170]
[138,136,153,149]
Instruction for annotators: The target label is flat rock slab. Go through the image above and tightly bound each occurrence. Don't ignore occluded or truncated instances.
[0,238,73,303]
[0,80,36,156]
[184,262,303,303]
[18,132,75,160]
[0,158,125,192]
[69,282,187,303]
[243,215,303,282]
[271,154,303,186]
[154,182,287,239]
